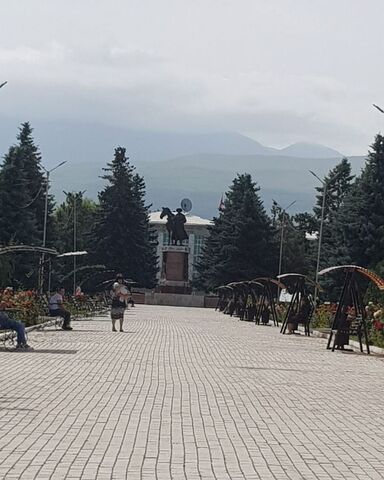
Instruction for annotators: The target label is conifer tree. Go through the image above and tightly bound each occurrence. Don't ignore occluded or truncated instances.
[313,158,354,270]
[17,122,52,239]
[195,173,277,291]
[0,145,40,287]
[309,158,354,298]
[91,147,157,287]
[313,158,354,223]
[0,123,55,287]
[340,135,384,268]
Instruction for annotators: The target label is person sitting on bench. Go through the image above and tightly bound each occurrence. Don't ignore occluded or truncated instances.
[0,311,33,350]
[49,287,72,330]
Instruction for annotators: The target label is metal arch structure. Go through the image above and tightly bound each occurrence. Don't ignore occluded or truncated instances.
[319,265,384,354]
[215,285,233,312]
[278,273,318,336]
[245,281,264,322]
[96,278,138,289]
[251,277,286,326]
[319,265,384,291]
[227,282,249,320]
[0,245,59,291]
[0,245,58,256]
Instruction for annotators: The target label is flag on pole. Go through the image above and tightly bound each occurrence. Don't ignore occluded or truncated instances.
[218,194,225,212]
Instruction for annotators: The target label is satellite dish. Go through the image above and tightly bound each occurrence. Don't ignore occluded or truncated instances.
[181,198,192,213]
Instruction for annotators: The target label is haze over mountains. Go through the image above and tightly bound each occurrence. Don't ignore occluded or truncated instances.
[0,117,366,218]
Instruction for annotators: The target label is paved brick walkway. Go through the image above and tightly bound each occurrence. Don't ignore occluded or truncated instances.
[1,305,384,480]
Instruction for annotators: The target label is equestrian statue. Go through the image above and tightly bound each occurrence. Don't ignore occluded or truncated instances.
[160,207,188,245]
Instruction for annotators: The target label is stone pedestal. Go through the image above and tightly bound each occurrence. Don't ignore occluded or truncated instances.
[158,245,191,294]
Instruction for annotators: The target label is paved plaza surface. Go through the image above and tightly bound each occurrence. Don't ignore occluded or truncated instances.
[1,305,384,480]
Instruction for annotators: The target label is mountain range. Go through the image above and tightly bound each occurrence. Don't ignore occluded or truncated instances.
[0,116,365,218]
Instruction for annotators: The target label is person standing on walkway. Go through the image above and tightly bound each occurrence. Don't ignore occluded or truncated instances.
[49,287,72,330]
[110,274,129,332]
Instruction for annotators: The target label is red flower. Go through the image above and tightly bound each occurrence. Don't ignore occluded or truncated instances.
[374,320,384,331]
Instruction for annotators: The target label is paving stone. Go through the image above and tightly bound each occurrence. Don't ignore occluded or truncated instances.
[0,305,383,479]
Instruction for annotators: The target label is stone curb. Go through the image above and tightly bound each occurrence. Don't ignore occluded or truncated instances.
[308,327,384,355]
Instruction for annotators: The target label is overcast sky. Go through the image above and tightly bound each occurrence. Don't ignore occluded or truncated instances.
[1,0,384,154]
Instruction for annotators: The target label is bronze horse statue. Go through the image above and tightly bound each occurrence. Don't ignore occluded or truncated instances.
[160,207,188,245]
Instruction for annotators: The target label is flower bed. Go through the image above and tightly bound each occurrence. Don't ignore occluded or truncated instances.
[312,302,384,349]
[0,288,41,326]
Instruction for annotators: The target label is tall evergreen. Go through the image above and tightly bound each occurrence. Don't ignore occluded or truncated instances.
[340,135,384,268]
[313,158,354,270]
[17,123,53,240]
[313,158,354,223]
[0,145,38,246]
[0,145,40,287]
[309,159,355,298]
[0,123,55,287]
[195,173,277,291]
[0,123,53,247]
[91,147,157,287]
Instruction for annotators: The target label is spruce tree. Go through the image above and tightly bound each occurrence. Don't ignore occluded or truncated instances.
[0,145,40,287]
[0,145,38,246]
[313,158,354,269]
[340,135,384,268]
[195,173,277,291]
[310,158,354,298]
[0,123,55,287]
[17,123,52,240]
[92,147,157,287]
[313,158,354,223]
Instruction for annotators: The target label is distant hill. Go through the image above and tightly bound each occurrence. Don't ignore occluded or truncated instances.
[280,142,342,158]
[0,116,343,165]
[56,152,366,218]
[0,116,361,218]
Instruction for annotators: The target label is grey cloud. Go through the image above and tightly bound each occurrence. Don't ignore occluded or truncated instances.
[0,36,378,154]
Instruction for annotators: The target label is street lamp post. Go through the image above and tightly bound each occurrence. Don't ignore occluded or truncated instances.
[309,170,327,305]
[273,199,296,301]
[72,191,86,295]
[63,190,86,295]
[309,169,344,304]
[73,194,77,296]
[39,161,67,292]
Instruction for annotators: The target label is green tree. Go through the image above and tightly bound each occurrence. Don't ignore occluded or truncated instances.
[195,173,277,291]
[17,122,54,241]
[313,158,354,223]
[339,135,384,269]
[271,205,310,275]
[53,192,98,289]
[91,147,157,287]
[310,159,355,299]
[315,159,354,265]
[55,192,97,253]
[0,145,40,287]
[0,123,56,287]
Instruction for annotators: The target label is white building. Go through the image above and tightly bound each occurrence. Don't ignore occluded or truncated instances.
[149,211,212,283]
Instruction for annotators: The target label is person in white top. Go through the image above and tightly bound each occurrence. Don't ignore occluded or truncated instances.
[49,287,72,330]
[110,274,129,332]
